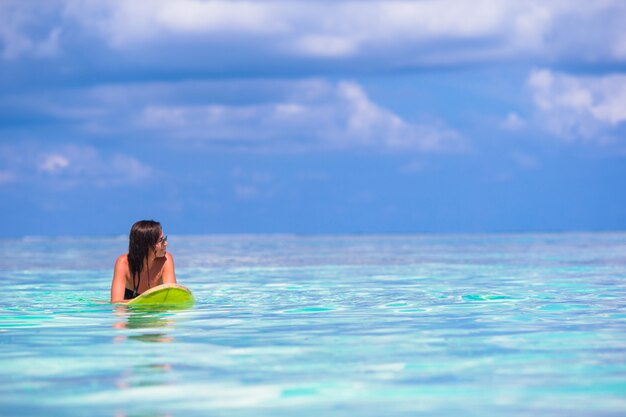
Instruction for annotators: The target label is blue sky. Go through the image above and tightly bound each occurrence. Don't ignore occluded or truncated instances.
[1,0,626,237]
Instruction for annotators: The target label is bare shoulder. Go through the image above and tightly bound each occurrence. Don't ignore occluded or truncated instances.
[163,252,175,269]
[151,252,174,272]
[115,254,129,268]
[161,252,177,283]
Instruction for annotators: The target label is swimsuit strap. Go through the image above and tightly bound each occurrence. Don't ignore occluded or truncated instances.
[147,261,151,290]
[132,270,140,297]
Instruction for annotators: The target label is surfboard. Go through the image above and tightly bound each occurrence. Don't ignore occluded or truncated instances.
[127,283,195,309]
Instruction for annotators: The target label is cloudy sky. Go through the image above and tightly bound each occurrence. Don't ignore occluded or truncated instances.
[1,0,626,237]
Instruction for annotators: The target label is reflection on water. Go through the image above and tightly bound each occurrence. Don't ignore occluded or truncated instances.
[115,363,173,389]
[112,307,176,417]
[112,306,176,343]
[126,333,174,343]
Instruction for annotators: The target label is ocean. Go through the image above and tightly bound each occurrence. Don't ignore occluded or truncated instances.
[1,233,625,416]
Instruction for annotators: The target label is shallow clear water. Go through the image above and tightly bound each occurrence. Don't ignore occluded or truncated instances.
[1,233,625,417]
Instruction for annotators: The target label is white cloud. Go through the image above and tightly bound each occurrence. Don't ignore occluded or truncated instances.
[501,112,526,130]
[63,0,285,48]
[0,0,624,70]
[614,33,626,59]
[109,154,153,183]
[66,0,518,59]
[337,82,464,151]
[39,153,70,174]
[136,79,465,153]
[51,0,626,65]
[527,69,626,141]
[0,144,153,188]
[155,1,282,34]
[0,1,62,60]
[509,3,552,51]
[70,0,521,55]
[293,35,359,58]
[0,23,61,60]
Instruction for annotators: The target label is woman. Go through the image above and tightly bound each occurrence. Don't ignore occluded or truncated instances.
[110,220,177,303]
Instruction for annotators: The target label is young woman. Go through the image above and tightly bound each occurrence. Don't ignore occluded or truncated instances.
[110,220,177,303]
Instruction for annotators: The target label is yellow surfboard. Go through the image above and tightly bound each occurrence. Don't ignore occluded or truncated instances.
[127,283,195,309]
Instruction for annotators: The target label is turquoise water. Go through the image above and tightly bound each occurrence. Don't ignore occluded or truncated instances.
[1,233,625,416]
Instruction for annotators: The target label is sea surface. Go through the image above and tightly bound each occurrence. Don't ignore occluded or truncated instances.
[0,233,625,417]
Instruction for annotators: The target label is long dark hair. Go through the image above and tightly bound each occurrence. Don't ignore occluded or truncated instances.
[127,220,162,295]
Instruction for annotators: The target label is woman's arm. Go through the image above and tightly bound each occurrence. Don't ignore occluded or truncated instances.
[161,252,177,284]
[110,255,130,303]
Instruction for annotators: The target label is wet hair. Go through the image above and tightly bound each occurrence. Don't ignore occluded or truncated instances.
[127,220,162,295]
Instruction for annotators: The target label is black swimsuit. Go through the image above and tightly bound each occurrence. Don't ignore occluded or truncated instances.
[124,288,137,300]
[125,267,157,299]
